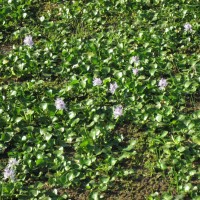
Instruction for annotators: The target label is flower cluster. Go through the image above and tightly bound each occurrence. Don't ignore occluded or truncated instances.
[93,78,102,86]
[113,105,123,119]
[55,98,66,110]
[130,56,140,64]
[184,23,192,32]
[109,82,118,94]
[3,158,19,181]
[132,68,139,75]
[24,35,34,47]
[158,78,168,90]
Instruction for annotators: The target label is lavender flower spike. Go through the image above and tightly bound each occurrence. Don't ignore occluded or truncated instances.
[93,78,102,86]
[109,82,118,94]
[158,78,168,90]
[55,98,66,110]
[24,35,34,47]
[113,105,123,119]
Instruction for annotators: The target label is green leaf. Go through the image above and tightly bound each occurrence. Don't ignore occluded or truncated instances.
[55,147,64,156]
[86,99,93,106]
[90,128,101,140]
[80,139,90,148]
[159,161,167,170]
[1,133,12,142]
[91,191,99,200]
[192,136,200,145]
[15,117,23,123]
[195,110,200,119]
[69,111,76,119]
[178,146,185,152]
[100,176,110,184]
[184,183,192,192]
[44,133,52,141]
[67,172,75,181]
[155,114,162,122]
[31,190,40,197]
[41,103,48,111]
[115,71,123,78]
[184,81,191,88]
[149,69,156,76]
[22,136,26,141]
[70,79,79,85]
[123,140,136,151]
[40,128,48,135]
[71,118,80,127]
[36,158,44,166]
[165,106,173,116]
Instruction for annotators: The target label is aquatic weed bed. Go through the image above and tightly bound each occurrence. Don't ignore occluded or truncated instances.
[0,0,200,199]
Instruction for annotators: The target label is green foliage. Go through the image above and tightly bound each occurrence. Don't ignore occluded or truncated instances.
[0,0,200,199]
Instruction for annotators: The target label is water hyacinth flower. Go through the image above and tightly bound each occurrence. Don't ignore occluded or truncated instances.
[24,35,34,47]
[3,166,15,181]
[158,78,168,90]
[3,158,19,181]
[55,98,66,110]
[113,105,123,119]
[109,82,118,94]
[184,23,192,32]
[93,78,102,86]
[132,68,139,75]
[130,56,140,64]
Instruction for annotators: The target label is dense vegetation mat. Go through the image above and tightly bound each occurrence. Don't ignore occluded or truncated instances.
[0,0,200,199]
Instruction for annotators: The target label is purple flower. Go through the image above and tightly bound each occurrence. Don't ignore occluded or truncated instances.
[3,166,15,181]
[158,78,168,90]
[130,56,140,64]
[132,68,139,75]
[184,23,192,32]
[93,78,102,86]
[113,105,123,119]
[55,98,66,110]
[24,35,34,47]
[3,158,19,182]
[109,82,118,94]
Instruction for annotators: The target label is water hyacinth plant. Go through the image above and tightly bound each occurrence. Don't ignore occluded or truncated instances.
[0,0,199,199]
